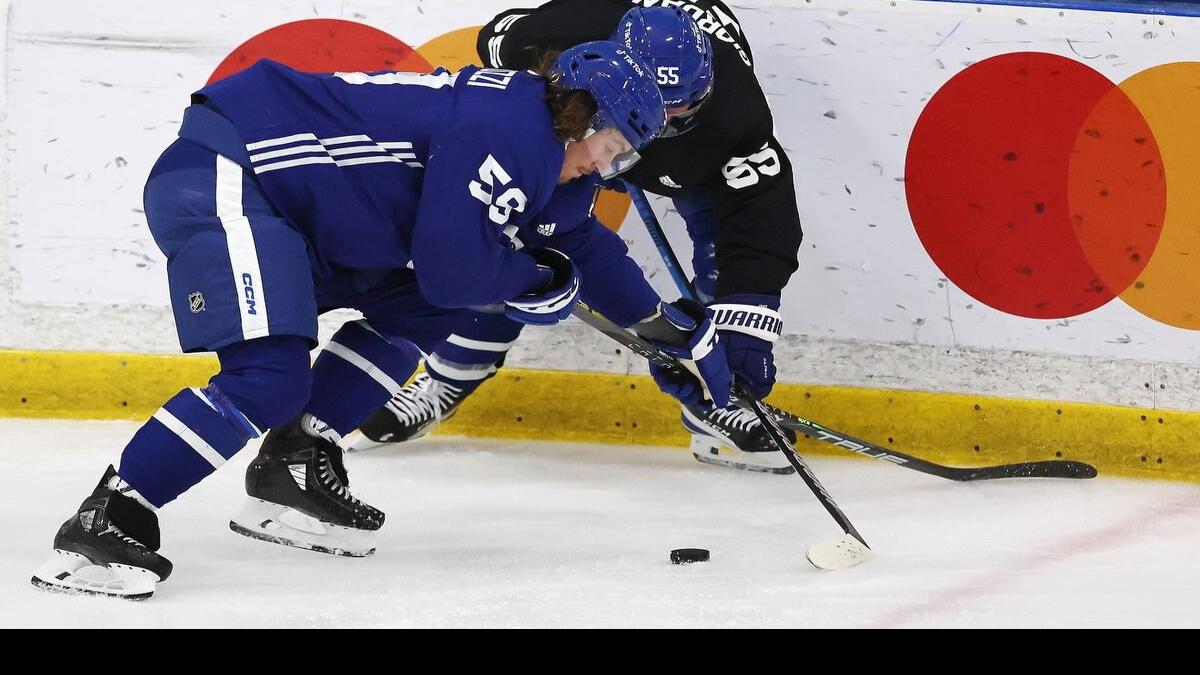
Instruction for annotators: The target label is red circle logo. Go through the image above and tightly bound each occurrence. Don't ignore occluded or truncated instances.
[208,19,431,84]
[906,52,1165,321]
[906,52,1200,329]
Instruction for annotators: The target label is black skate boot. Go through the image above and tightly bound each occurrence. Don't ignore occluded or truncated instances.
[729,392,810,434]
[230,415,384,557]
[682,402,799,474]
[351,373,469,452]
[31,466,173,600]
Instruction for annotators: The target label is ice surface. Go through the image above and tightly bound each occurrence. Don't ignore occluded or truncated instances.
[3,418,1199,628]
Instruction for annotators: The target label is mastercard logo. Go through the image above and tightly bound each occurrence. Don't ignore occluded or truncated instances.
[906,52,1200,330]
[208,18,631,229]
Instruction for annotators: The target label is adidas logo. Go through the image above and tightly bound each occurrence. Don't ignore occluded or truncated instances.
[537,222,557,236]
[659,175,682,189]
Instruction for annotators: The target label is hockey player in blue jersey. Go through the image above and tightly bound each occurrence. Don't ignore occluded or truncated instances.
[31,42,732,600]
[359,5,801,473]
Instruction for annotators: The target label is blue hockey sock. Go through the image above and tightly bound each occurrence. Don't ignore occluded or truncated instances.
[425,310,524,389]
[118,386,258,508]
[209,335,313,431]
[117,335,313,508]
[305,320,422,437]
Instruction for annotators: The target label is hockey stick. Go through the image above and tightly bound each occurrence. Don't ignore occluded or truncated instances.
[572,302,871,570]
[733,402,1097,481]
[627,184,695,298]
[625,185,1096,482]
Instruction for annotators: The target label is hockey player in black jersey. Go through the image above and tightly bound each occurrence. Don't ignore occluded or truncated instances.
[360,1,803,473]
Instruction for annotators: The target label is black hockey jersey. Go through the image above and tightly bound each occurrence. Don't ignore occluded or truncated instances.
[476,0,803,300]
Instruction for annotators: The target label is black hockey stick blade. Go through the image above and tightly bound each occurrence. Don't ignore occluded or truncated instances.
[743,400,1098,481]
[931,460,1098,481]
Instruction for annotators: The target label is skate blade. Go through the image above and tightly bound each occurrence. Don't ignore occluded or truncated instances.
[690,436,795,475]
[229,498,377,558]
[343,430,385,454]
[346,418,444,454]
[806,534,873,571]
[30,550,158,600]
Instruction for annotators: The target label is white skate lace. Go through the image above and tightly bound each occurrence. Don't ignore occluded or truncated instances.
[385,374,464,427]
[706,406,761,434]
[101,525,147,549]
[316,452,368,509]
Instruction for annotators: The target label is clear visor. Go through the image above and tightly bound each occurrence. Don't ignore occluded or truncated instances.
[581,125,643,180]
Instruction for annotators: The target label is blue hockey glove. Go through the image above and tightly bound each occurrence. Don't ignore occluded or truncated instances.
[640,300,731,409]
[709,295,783,399]
[504,248,581,326]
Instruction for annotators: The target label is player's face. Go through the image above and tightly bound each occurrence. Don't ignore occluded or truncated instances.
[661,83,712,138]
[560,140,596,184]
[588,127,640,178]
[560,127,640,183]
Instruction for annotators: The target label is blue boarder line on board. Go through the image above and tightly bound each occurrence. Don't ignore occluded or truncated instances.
[918,0,1200,18]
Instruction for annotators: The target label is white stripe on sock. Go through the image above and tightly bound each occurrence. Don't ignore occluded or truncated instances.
[323,342,404,394]
[426,354,496,382]
[152,408,227,469]
[445,334,517,353]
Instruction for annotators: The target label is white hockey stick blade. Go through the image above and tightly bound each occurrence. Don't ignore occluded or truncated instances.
[806,533,873,571]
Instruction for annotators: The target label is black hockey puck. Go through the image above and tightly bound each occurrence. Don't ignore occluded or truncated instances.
[670,548,710,565]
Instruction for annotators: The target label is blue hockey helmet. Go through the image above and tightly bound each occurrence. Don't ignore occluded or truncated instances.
[552,40,665,178]
[612,6,714,110]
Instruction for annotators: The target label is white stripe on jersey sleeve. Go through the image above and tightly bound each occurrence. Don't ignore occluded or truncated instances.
[320,134,374,146]
[334,155,402,168]
[253,155,337,174]
[249,144,327,163]
[246,133,319,152]
[328,145,390,158]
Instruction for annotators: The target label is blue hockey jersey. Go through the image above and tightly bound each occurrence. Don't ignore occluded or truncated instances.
[181,60,564,309]
[177,59,660,325]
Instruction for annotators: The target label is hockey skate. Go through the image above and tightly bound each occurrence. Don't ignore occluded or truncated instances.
[683,403,798,474]
[31,466,173,600]
[230,415,384,557]
[350,373,468,452]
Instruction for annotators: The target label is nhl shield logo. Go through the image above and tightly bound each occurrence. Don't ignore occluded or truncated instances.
[537,222,557,237]
[188,291,206,314]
